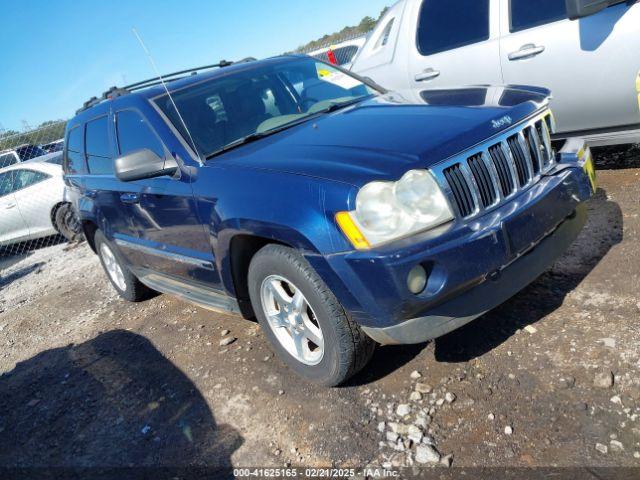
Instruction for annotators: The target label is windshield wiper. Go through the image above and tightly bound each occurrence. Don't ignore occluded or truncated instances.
[314,97,369,115]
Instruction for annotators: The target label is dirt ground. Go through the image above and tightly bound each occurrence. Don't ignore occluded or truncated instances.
[0,147,639,475]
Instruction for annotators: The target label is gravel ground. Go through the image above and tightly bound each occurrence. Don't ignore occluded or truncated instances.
[0,148,639,473]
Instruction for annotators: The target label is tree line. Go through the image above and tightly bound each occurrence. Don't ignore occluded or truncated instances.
[0,120,67,151]
[295,6,389,53]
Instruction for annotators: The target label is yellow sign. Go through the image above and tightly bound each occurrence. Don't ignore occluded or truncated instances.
[582,151,597,194]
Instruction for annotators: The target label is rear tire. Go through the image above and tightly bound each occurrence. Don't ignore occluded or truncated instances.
[94,230,156,302]
[248,244,375,387]
[54,203,81,242]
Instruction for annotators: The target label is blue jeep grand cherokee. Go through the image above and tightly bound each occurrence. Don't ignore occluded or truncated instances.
[63,56,596,386]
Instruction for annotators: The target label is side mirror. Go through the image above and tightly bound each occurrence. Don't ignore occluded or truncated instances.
[114,149,179,182]
[566,0,624,20]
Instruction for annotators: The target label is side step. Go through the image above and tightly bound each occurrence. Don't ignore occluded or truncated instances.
[137,270,240,315]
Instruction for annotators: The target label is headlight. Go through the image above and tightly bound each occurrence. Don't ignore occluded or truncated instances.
[336,170,454,249]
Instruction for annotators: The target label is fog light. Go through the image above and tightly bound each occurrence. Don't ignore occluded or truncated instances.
[407,265,427,294]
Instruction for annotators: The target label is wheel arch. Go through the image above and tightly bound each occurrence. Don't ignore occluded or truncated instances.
[227,234,291,319]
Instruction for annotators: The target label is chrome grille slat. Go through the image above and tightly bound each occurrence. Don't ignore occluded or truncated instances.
[528,126,545,173]
[518,130,537,179]
[433,111,555,220]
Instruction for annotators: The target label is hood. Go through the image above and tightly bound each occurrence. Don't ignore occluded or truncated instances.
[219,85,550,187]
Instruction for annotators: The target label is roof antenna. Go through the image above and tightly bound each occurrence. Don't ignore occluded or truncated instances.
[132,27,203,166]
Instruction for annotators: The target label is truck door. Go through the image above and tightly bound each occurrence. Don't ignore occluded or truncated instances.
[406,0,503,89]
[499,0,640,135]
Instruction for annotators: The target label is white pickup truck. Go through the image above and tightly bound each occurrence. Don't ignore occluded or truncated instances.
[351,0,640,146]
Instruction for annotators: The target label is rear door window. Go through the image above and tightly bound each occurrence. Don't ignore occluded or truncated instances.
[65,125,86,174]
[417,0,490,56]
[85,116,113,175]
[510,0,567,32]
[115,110,165,158]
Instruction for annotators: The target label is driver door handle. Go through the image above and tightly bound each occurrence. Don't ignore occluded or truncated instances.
[120,193,140,204]
[415,68,441,82]
[508,44,546,61]
[5,203,16,209]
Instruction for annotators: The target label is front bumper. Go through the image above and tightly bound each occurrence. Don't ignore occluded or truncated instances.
[315,143,595,345]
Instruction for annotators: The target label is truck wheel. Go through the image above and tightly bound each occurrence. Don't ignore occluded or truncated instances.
[53,203,81,242]
[94,230,155,302]
[248,244,375,386]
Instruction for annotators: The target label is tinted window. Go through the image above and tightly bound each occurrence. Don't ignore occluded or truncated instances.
[65,125,85,175]
[417,0,490,56]
[116,110,164,158]
[85,116,113,175]
[510,0,567,32]
[0,171,14,197]
[0,153,18,169]
[511,0,567,32]
[13,169,49,191]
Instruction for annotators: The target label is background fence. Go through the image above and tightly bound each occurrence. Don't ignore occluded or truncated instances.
[0,120,79,275]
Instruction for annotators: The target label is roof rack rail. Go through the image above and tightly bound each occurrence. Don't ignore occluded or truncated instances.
[76,57,257,114]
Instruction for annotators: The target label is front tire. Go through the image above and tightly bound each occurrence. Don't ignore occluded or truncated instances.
[94,230,155,302]
[248,245,375,386]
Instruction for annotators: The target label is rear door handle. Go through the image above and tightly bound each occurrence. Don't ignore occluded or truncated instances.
[120,193,140,204]
[508,44,545,61]
[415,68,441,82]
[84,190,98,199]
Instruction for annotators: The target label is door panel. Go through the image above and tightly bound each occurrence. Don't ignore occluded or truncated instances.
[499,0,640,133]
[0,171,29,246]
[13,176,60,238]
[124,176,218,287]
[113,109,216,288]
[407,0,503,89]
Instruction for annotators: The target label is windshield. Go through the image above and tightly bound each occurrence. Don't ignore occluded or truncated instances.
[155,57,378,159]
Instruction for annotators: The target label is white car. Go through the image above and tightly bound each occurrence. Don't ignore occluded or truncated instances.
[0,144,62,169]
[0,161,78,248]
[351,0,640,146]
[308,36,367,68]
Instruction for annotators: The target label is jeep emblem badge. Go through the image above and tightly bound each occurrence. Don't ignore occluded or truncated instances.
[492,115,513,129]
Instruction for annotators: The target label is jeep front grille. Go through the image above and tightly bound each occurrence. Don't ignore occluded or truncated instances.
[434,112,555,220]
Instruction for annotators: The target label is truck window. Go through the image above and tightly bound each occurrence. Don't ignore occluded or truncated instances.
[417,0,490,56]
[0,153,18,169]
[115,110,165,158]
[510,0,567,32]
[15,145,47,161]
[85,116,113,175]
[65,125,86,174]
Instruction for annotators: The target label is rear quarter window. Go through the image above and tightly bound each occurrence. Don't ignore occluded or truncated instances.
[64,125,86,175]
[417,0,490,56]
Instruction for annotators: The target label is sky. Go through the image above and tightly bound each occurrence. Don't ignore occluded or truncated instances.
[0,0,390,132]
